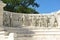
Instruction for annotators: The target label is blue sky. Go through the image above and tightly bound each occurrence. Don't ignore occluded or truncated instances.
[35,0,60,13]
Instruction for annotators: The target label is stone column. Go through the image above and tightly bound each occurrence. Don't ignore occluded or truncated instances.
[0,1,6,27]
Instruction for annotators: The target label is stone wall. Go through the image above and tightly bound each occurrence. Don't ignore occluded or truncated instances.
[3,11,60,28]
[3,11,60,40]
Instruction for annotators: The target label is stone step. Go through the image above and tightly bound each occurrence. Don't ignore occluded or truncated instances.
[14,34,60,40]
[0,31,9,36]
[15,37,33,40]
[0,31,9,40]
[3,27,60,31]
[0,31,5,35]
[0,27,4,31]
[4,27,60,31]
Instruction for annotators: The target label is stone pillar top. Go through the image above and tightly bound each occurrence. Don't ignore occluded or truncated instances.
[0,1,6,13]
[0,1,6,27]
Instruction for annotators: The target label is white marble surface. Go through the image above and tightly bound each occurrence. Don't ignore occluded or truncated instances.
[1,1,60,40]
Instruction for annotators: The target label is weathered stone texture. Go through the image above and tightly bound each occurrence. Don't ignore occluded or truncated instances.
[1,1,60,40]
[0,1,5,27]
[3,11,59,28]
[2,11,60,40]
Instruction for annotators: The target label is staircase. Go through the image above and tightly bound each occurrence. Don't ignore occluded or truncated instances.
[13,28,60,40]
[0,28,14,40]
[0,31,8,40]
[3,26,60,40]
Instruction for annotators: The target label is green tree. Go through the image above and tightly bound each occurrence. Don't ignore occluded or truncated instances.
[2,0,39,14]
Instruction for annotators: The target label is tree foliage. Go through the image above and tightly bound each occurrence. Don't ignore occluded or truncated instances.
[2,0,39,14]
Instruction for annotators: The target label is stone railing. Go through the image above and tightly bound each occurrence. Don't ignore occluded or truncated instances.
[3,11,60,28]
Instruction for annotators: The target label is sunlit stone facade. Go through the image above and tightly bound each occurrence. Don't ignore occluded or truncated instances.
[3,11,60,40]
[1,0,60,40]
[3,11,60,28]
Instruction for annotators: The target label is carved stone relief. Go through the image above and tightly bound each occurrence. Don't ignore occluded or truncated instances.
[3,12,59,28]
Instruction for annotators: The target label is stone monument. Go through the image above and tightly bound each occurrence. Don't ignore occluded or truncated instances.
[1,0,60,40]
[3,10,60,40]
